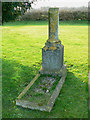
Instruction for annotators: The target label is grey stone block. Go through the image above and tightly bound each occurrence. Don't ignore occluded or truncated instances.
[42,45,64,72]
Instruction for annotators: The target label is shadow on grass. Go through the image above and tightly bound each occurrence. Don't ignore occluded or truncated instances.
[2,58,40,117]
[52,69,88,118]
[2,58,88,118]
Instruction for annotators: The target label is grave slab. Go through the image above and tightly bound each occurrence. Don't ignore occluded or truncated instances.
[16,65,67,112]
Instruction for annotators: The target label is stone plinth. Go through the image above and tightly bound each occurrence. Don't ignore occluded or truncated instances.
[39,8,64,76]
[42,45,64,71]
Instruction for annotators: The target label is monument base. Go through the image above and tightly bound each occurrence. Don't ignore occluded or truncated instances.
[16,65,67,112]
[39,65,66,77]
[42,45,64,73]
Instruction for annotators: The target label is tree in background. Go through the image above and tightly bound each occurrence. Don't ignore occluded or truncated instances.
[2,0,37,22]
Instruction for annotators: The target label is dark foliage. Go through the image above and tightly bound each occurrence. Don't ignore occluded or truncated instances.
[20,7,88,21]
[2,1,36,22]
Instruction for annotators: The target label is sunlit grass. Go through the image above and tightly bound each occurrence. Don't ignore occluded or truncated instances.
[2,20,88,118]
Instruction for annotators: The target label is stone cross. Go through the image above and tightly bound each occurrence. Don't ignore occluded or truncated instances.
[39,8,64,76]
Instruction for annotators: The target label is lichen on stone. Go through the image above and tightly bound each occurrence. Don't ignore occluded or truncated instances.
[52,34,55,38]
[43,8,61,52]
[43,46,48,51]
[59,46,61,49]
[48,46,57,50]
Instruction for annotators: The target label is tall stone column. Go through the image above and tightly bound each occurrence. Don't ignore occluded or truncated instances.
[49,8,59,40]
[39,8,64,76]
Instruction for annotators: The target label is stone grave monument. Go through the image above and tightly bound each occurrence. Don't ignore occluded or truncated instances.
[16,8,67,112]
[39,8,64,76]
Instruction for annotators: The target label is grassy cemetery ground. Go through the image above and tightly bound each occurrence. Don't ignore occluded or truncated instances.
[2,20,88,118]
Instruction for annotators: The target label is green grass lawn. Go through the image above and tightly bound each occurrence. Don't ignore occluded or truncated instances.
[2,20,88,118]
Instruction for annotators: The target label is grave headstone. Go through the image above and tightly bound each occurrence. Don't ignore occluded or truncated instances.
[39,8,64,76]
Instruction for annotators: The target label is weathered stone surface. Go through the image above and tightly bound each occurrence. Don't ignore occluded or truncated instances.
[49,8,59,40]
[39,8,64,75]
[42,45,64,72]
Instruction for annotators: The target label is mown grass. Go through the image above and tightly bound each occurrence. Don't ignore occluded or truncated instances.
[3,20,88,26]
[2,20,88,118]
